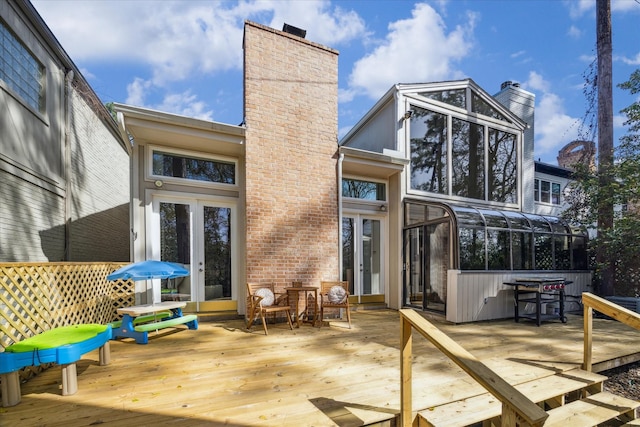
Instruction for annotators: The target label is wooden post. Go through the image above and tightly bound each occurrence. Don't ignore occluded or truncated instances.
[400,315,413,427]
[584,304,593,371]
[501,402,517,427]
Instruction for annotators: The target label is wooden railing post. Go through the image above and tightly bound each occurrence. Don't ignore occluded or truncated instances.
[584,302,593,371]
[400,314,413,427]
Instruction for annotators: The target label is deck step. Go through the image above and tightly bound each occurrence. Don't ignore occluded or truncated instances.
[544,391,640,426]
[418,368,606,427]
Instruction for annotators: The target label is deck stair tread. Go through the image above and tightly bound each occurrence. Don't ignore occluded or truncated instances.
[622,420,640,426]
[543,391,640,426]
[419,368,608,427]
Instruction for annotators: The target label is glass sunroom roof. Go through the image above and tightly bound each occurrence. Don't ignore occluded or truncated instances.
[449,205,573,234]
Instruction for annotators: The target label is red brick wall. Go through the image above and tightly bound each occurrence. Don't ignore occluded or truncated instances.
[243,21,339,292]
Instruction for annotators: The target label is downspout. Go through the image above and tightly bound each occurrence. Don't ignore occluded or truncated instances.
[338,151,344,280]
[63,69,74,261]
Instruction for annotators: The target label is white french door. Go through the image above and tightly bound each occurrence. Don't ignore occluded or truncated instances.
[342,214,384,303]
[148,193,237,312]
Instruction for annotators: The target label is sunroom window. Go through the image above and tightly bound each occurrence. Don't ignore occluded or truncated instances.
[404,201,588,272]
[409,104,519,205]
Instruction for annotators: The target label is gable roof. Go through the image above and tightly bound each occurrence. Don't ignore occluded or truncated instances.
[340,78,526,146]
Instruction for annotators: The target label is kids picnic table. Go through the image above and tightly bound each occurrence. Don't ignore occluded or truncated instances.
[110,301,198,344]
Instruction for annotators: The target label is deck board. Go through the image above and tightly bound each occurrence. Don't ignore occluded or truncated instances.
[2,310,639,426]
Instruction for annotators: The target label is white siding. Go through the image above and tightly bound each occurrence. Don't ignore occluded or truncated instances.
[0,171,65,261]
[342,100,396,153]
[447,270,592,323]
[68,90,130,261]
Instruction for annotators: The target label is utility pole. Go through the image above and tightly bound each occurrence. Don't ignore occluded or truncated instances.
[596,0,615,296]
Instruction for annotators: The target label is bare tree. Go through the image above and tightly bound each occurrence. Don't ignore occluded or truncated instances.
[596,0,615,295]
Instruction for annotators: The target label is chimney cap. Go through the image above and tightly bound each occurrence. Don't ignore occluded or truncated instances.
[500,81,520,90]
[282,23,306,38]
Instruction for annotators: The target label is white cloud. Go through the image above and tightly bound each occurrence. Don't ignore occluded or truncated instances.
[261,0,368,46]
[347,3,476,100]
[612,0,640,12]
[126,77,214,120]
[526,71,551,93]
[567,25,582,39]
[125,78,152,106]
[156,92,215,121]
[523,72,582,160]
[620,52,640,65]
[32,0,366,86]
[565,0,595,19]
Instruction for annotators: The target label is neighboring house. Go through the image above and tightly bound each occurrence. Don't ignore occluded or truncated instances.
[115,21,590,323]
[533,161,573,217]
[0,0,130,262]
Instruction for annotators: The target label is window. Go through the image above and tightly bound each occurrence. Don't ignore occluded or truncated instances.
[342,178,386,201]
[409,102,519,205]
[152,149,235,185]
[451,118,484,200]
[534,179,561,205]
[410,107,448,194]
[0,20,45,112]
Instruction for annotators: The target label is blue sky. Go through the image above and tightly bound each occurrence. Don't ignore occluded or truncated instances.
[32,0,640,164]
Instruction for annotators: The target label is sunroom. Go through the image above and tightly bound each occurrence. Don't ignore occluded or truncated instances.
[403,201,590,323]
[340,78,593,323]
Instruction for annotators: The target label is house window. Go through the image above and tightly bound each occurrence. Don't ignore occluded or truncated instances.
[342,178,386,201]
[534,179,561,205]
[0,20,45,112]
[152,150,235,185]
[409,103,519,205]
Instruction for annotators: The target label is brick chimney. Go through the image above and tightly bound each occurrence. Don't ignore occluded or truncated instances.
[243,21,340,289]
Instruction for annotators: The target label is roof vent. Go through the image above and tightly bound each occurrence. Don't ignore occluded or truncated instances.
[282,23,306,38]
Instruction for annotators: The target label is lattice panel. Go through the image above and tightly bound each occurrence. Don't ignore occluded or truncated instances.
[0,262,134,349]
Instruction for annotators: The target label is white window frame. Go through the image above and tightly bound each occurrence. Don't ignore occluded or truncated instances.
[146,145,239,190]
[534,178,562,206]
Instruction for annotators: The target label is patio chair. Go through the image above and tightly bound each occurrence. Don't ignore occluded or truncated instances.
[246,283,294,335]
[319,281,351,329]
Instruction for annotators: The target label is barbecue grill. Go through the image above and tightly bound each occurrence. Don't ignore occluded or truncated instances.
[503,277,572,326]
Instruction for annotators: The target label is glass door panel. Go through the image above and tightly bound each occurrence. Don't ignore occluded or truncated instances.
[404,227,423,308]
[342,217,355,295]
[159,202,192,302]
[362,218,381,295]
[403,222,449,313]
[425,222,449,312]
[203,206,232,301]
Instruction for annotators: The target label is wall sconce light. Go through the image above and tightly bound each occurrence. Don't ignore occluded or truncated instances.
[403,110,413,120]
[154,180,164,188]
[380,204,387,212]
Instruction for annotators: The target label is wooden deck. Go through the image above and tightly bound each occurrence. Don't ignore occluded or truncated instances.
[3,309,640,426]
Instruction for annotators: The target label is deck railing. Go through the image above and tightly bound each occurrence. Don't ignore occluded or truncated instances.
[582,292,640,371]
[0,262,133,350]
[399,308,548,427]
